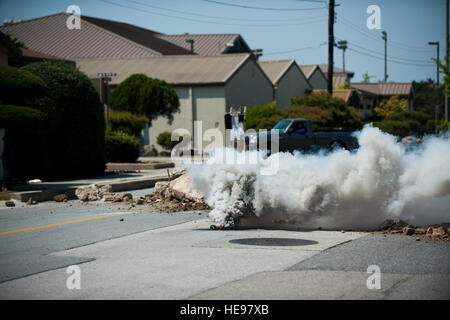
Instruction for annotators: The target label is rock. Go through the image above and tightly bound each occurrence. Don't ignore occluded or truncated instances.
[169,174,203,202]
[103,193,115,202]
[414,227,427,235]
[403,226,415,236]
[432,227,447,237]
[53,194,68,202]
[136,198,144,205]
[122,193,133,202]
[26,197,33,205]
[380,219,395,230]
[155,181,169,195]
[113,193,124,202]
[75,184,112,202]
[5,200,15,207]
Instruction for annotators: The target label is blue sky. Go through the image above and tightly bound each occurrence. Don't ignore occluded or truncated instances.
[0,0,446,83]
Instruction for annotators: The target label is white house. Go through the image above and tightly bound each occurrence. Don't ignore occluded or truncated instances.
[257,60,312,109]
[76,53,273,151]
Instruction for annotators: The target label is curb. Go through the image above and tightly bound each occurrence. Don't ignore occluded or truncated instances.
[106,162,174,171]
[10,176,168,203]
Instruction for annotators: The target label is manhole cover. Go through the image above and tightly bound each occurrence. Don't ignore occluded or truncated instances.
[229,238,318,247]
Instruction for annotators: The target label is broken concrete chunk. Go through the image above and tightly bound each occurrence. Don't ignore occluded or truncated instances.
[5,200,15,207]
[53,194,68,202]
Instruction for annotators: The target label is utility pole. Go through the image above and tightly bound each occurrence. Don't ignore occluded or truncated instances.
[429,41,440,134]
[328,0,335,95]
[337,40,347,72]
[382,30,387,82]
[445,0,448,122]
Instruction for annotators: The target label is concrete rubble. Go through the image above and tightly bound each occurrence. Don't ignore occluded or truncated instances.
[377,219,450,242]
[72,169,210,212]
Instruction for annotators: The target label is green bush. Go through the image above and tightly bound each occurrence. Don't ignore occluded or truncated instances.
[245,102,282,130]
[22,62,106,178]
[110,74,180,126]
[0,105,47,185]
[244,93,363,131]
[373,111,431,137]
[105,128,140,162]
[157,131,183,151]
[108,110,148,137]
[0,66,47,105]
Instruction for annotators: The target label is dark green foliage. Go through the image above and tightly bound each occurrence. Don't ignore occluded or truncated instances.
[157,131,183,151]
[0,66,47,105]
[0,105,47,184]
[412,79,444,120]
[108,110,148,137]
[105,128,140,162]
[244,102,282,130]
[373,110,431,137]
[110,74,180,126]
[245,93,362,131]
[22,62,106,178]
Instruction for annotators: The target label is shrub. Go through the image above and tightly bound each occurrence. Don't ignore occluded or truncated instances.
[0,105,47,185]
[108,110,148,137]
[157,131,183,151]
[105,128,140,163]
[22,62,106,178]
[0,66,47,105]
[245,102,282,130]
[288,92,362,130]
[374,96,407,118]
[110,74,180,126]
[373,111,431,137]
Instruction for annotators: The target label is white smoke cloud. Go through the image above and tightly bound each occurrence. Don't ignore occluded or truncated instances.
[187,126,450,230]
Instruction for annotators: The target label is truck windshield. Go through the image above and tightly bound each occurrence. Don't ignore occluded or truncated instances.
[273,120,291,131]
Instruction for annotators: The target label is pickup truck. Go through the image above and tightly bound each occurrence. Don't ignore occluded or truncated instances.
[245,118,359,153]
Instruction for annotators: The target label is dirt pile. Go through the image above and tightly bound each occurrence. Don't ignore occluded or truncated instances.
[377,219,450,242]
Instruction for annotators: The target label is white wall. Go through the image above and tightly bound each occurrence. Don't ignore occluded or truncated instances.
[225,59,273,110]
[148,86,227,152]
[275,65,312,109]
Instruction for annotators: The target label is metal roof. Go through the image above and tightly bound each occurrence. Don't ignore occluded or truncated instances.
[76,53,252,85]
[298,64,319,79]
[351,82,413,96]
[156,34,249,56]
[0,13,161,59]
[257,60,295,84]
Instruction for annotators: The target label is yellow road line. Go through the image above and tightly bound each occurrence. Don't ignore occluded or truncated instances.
[0,208,150,236]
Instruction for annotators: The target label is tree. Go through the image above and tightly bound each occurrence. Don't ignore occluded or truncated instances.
[361,72,374,83]
[244,101,282,130]
[0,66,47,105]
[22,62,106,178]
[110,74,180,126]
[374,96,407,118]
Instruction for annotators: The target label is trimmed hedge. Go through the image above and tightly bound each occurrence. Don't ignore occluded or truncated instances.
[105,128,140,163]
[373,110,431,137]
[108,110,148,137]
[156,131,182,151]
[0,66,47,105]
[0,105,47,184]
[22,62,106,178]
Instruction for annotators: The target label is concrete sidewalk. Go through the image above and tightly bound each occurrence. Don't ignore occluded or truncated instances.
[9,165,182,202]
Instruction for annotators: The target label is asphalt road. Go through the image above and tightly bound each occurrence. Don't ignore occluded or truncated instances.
[0,187,206,283]
[0,189,449,300]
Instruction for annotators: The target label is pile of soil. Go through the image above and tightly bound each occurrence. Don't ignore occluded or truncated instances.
[143,193,210,212]
[376,219,450,242]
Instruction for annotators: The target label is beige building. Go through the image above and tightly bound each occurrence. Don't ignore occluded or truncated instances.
[76,53,273,151]
[257,60,312,109]
[299,64,328,90]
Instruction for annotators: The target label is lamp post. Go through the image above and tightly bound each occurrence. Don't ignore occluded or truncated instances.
[428,41,440,134]
[382,30,387,82]
[336,40,347,72]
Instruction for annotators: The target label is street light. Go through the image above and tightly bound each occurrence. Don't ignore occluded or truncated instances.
[336,40,347,72]
[428,41,440,134]
[382,30,387,82]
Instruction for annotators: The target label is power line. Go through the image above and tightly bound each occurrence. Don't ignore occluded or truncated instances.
[264,41,328,56]
[335,37,434,64]
[123,0,325,22]
[199,0,327,11]
[99,0,327,27]
[347,47,435,67]
[338,16,433,53]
